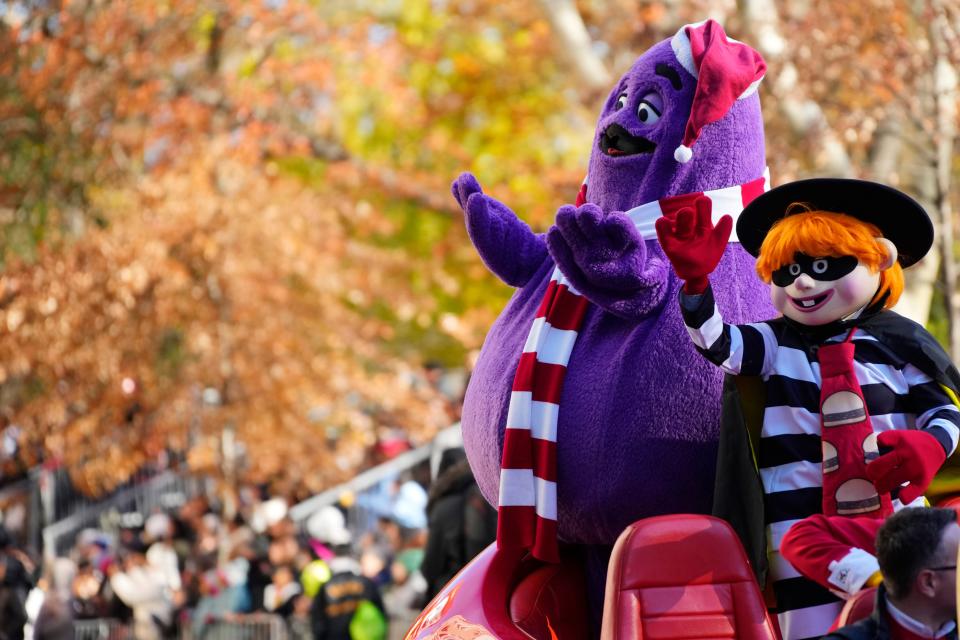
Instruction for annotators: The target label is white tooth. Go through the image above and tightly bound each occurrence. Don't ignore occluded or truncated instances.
[801,299,815,307]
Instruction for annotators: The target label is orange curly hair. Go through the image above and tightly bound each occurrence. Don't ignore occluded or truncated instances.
[754,207,904,309]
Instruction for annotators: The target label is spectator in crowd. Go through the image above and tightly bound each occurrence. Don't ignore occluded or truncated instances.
[393,479,428,533]
[420,449,496,601]
[20,469,430,639]
[311,543,387,640]
[264,564,301,619]
[825,507,959,640]
[0,559,28,640]
[144,513,182,596]
[244,497,283,612]
[387,527,427,607]
[109,545,175,640]
[0,523,33,595]
[360,516,399,588]
[33,600,74,640]
[0,524,31,640]
[190,562,233,638]
[70,557,108,619]
[190,554,251,638]
[75,529,111,577]
[309,506,388,640]
[267,524,301,570]
[300,547,333,601]
[32,557,76,640]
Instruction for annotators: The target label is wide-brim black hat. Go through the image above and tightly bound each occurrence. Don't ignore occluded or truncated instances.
[736,178,933,267]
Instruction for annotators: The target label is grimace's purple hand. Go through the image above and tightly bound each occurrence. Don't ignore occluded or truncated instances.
[451,173,547,288]
[546,203,667,319]
[451,172,482,211]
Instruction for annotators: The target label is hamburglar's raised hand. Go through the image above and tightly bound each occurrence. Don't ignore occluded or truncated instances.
[654,195,732,294]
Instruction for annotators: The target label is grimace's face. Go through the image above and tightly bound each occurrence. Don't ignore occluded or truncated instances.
[770,254,880,326]
[589,41,691,201]
[583,39,766,213]
[595,58,685,166]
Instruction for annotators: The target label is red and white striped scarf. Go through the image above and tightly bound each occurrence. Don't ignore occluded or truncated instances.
[496,170,770,562]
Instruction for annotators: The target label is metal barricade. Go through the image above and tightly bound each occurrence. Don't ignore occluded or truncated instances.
[71,614,296,640]
[39,464,178,527]
[0,473,39,550]
[42,471,210,559]
[73,618,131,640]
[288,423,462,535]
[185,614,291,640]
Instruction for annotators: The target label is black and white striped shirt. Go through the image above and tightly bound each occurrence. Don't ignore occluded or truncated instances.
[680,285,960,640]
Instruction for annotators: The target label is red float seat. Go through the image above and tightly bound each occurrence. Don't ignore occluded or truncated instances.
[601,514,779,640]
[509,558,589,640]
[937,495,960,514]
[829,586,877,632]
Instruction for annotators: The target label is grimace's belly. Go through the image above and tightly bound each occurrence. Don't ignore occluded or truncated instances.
[461,252,773,545]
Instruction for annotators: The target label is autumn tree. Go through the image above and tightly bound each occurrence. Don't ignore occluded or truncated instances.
[0,0,593,493]
[1,0,957,495]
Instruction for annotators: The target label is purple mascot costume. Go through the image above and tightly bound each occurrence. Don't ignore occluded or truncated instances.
[451,19,776,604]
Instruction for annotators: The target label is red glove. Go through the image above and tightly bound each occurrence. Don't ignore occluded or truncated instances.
[865,430,947,504]
[654,196,732,294]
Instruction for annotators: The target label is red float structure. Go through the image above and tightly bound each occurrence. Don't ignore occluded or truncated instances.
[403,513,895,640]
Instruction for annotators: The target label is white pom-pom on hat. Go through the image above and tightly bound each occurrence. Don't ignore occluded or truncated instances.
[674,145,693,163]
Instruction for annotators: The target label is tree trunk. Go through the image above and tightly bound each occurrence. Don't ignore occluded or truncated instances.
[736,0,853,176]
[865,113,938,326]
[900,156,942,326]
[931,3,960,360]
[537,0,612,91]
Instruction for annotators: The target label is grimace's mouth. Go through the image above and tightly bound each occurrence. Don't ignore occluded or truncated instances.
[600,123,657,157]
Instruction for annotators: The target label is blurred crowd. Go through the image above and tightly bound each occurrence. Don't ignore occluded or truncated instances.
[0,445,495,640]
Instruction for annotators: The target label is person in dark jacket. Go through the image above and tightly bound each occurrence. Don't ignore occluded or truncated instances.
[309,545,386,640]
[825,507,959,639]
[33,595,75,640]
[0,585,28,640]
[420,449,496,601]
[0,524,31,640]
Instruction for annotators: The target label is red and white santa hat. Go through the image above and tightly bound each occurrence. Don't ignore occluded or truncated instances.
[670,20,767,163]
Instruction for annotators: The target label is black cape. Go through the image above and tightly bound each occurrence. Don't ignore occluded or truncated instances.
[712,309,960,587]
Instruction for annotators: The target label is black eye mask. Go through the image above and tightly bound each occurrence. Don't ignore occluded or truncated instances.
[771,254,860,287]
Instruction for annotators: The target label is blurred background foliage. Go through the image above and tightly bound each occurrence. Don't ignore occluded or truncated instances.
[0,0,958,496]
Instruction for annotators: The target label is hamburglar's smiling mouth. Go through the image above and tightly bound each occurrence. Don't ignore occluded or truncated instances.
[791,290,834,312]
[600,123,657,157]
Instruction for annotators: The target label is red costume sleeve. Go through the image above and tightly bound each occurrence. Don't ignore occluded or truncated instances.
[780,514,883,597]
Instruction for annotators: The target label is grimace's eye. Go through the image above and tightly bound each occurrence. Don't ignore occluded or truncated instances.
[615,93,628,110]
[637,100,661,124]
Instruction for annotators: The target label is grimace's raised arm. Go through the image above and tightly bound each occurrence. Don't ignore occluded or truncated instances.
[452,172,547,288]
